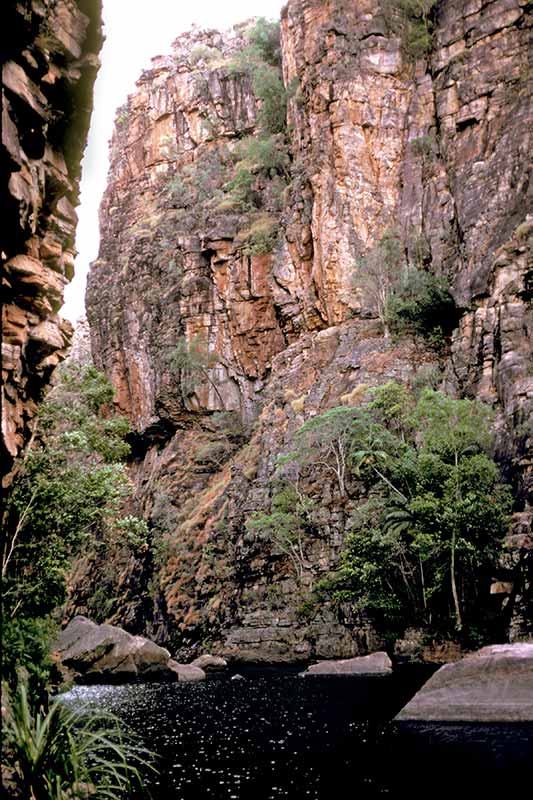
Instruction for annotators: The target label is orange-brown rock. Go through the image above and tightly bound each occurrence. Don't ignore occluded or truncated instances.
[1,1,103,487]
[83,1,532,659]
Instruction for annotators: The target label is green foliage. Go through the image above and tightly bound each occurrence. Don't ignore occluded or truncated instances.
[167,335,225,407]
[352,230,457,344]
[2,361,134,690]
[382,0,438,59]
[245,18,282,67]
[253,65,287,135]
[239,214,279,255]
[386,267,456,346]
[189,44,222,65]
[410,134,434,157]
[246,486,313,581]
[114,516,150,551]
[3,676,154,798]
[352,229,405,337]
[313,386,512,640]
[225,19,286,135]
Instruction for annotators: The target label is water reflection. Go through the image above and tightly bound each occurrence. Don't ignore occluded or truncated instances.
[60,667,533,798]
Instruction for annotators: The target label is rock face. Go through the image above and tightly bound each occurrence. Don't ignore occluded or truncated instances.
[1,1,103,487]
[304,652,393,677]
[395,643,533,722]
[82,1,532,661]
[55,616,206,683]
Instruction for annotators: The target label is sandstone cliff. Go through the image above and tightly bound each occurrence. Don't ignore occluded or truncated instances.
[83,0,532,660]
[1,0,103,487]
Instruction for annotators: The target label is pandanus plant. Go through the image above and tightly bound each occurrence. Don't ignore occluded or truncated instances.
[2,677,156,799]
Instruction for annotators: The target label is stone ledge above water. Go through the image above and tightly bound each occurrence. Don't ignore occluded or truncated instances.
[395,643,533,722]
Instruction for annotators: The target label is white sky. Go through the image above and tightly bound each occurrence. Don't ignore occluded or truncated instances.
[62,0,285,322]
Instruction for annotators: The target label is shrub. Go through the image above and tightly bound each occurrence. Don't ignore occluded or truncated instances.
[386,267,457,344]
[3,677,155,799]
[253,65,287,135]
[238,214,279,255]
[381,0,438,59]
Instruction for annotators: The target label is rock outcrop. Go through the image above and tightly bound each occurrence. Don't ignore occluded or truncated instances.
[82,1,532,661]
[1,1,103,487]
[395,643,533,721]
[55,615,206,683]
[304,652,393,676]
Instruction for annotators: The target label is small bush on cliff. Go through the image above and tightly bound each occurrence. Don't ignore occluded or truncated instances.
[381,0,438,59]
[168,335,226,409]
[226,18,287,135]
[352,230,456,345]
[246,486,314,582]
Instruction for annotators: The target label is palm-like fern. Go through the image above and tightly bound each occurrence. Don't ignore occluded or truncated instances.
[3,677,156,799]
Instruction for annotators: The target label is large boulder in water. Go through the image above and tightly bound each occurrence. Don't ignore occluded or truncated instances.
[54,616,205,683]
[304,651,393,676]
[395,643,533,722]
[168,661,206,682]
[190,654,227,672]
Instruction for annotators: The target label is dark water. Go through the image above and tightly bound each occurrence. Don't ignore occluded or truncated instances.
[61,665,533,798]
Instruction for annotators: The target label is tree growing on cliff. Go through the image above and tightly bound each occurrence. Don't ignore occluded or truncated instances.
[246,486,314,582]
[316,386,512,641]
[168,335,226,409]
[352,230,406,338]
[381,0,438,59]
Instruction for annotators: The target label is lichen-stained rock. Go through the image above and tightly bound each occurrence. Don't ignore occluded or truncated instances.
[1,0,103,488]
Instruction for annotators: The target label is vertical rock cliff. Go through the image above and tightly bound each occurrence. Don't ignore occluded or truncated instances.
[84,0,532,659]
[1,0,103,487]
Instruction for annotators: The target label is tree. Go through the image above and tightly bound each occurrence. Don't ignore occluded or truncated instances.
[411,390,498,630]
[246,486,314,582]
[352,230,406,338]
[313,384,512,640]
[1,360,135,690]
[288,406,374,497]
[168,335,226,409]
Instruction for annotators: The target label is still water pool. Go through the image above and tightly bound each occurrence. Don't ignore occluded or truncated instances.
[61,665,533,798]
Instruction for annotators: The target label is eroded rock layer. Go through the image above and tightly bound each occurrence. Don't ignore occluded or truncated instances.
[84,0,532,660]
[1,0,103,486]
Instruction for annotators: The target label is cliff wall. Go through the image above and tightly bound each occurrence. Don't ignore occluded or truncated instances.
[83,0,532,659]
[1,0,103,487]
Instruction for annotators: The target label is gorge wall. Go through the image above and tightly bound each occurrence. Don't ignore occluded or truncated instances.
[82,0,533,660]
[1,0,103,487]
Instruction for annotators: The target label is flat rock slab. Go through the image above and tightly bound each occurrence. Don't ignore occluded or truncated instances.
[395,643,533,722]
[304,651,393,676]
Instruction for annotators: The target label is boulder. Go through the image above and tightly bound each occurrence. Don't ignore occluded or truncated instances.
[54,616,175,683]
[190,654,227,672]
[168,661,206,683]
[304,651,393,676]
[395,643,533,722]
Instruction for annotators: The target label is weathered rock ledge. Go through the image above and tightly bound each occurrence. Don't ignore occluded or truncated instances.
[395,644,533,722]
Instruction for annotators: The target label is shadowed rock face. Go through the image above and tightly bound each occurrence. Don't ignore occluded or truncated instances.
[395,643,533,721]
[1,0,103,488]
[82,0,532,660]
